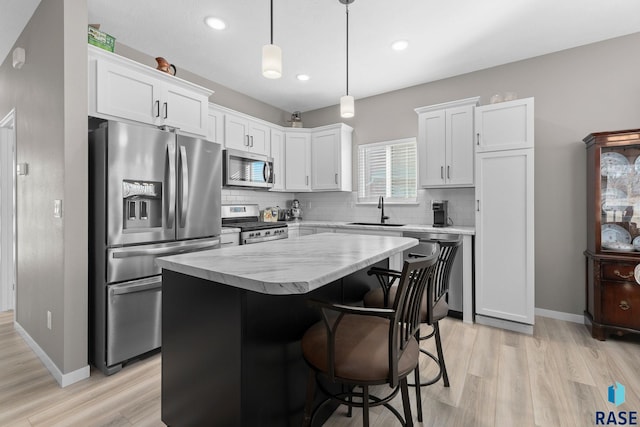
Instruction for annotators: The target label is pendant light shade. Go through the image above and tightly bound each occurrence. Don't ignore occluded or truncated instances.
[262,0,282,79]
[340,95,354,118]
[339,0,355,118]
[262,44,282,79]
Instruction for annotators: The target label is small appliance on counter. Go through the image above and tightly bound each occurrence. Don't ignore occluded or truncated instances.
[290,199,302,220]
[262,207,279,222]
[432,200,449,227]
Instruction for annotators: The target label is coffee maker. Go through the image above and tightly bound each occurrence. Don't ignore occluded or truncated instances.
[432,200,448,227]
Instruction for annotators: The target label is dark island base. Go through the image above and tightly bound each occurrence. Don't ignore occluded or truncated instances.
[161,261,384,427]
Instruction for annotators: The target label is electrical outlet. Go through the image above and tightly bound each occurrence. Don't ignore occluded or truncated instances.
[47,311,52,330]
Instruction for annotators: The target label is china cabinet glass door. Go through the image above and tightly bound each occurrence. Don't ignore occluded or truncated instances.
[600,145,640,253]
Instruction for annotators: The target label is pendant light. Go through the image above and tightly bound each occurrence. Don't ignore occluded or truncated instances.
[262,0,282,79]
[339,0,355,118]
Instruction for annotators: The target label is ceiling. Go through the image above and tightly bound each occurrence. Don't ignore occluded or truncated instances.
[3,1,640,113]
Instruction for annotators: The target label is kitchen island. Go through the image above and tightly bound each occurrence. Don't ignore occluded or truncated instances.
[156,232,418,427]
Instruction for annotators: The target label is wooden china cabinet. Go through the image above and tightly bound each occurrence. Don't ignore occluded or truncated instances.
[584,129,640,340]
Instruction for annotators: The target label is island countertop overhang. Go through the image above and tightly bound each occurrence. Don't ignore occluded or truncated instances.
[156,233,418,295]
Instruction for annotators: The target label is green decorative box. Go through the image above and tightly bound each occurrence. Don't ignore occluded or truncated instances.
[88,26,115,52]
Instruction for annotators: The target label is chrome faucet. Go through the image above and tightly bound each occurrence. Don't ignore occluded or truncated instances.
[378,196,390,224]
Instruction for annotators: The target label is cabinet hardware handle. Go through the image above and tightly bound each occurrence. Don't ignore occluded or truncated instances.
[163,102,168,119]
[245,135,249,146]
[447,165,450,179]
[306,176,309,186]
[614,270,634,280]
[335,173,338,184]
[476,200,480,211]
[619,300,630,311]
[155,100,160,118]
[250,136,254,147]
[221,241,235,245]
[476,133,480,145]
[441,166,444,179]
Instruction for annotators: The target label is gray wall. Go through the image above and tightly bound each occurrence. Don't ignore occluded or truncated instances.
[302,32,640,316]
[0,0,88,374]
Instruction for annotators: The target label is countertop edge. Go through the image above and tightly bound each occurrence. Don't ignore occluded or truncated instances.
[157,234,419,295]
[284,220,475,235]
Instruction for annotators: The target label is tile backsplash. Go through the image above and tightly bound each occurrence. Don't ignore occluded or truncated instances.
[223,188,475,227]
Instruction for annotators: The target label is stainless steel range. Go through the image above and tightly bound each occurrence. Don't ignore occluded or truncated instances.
[222,204,288,244]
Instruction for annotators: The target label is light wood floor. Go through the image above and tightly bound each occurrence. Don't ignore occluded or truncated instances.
[1,310,639,426]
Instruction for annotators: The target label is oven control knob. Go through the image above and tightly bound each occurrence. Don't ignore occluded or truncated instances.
[249,232,254,237]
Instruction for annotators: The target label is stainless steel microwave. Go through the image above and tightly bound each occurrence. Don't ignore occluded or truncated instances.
[223,149,274,189]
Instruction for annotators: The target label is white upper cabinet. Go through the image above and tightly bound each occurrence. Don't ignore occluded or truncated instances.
[285,131,311,191]
[311,124,353,192]
[270,128,286,191]
[88,45,211,137]
[224,112,271,156]
[475,97,534,152]
[415,97,479,187]
[207,105,224,143]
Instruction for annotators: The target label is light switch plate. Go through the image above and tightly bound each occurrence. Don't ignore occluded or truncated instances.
[53,200,62,218]
[16,163,28,175]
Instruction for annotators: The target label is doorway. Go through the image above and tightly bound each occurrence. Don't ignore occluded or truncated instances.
[0,110,16,312]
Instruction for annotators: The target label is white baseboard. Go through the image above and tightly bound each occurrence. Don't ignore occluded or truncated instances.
[534,307,584,324]
[475,314,534,335]
[13,320,90,388]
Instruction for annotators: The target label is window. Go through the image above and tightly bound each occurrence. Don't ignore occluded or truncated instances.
[358,137,417,203]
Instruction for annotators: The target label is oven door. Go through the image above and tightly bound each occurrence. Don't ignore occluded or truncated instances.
[223,148,274,189]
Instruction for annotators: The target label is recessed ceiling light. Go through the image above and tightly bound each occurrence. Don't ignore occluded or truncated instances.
[391,40,409,51]
[204,16,226,30]
[296,74,310,81]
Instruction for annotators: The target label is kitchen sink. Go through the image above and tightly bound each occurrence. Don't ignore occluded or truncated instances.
[348,222,406,227]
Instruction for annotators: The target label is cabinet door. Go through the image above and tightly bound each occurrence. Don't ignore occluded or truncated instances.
[207,106,224,143]
[446,105,474,186]
[270,128,285,191]
[224,114,250,151]
[418,110,446,186]
[163,85,208,136]
[248,121,271,156]
[475,148,534,325]
[96,59,159,126]
[475,98,534,152]
[311,129,341,190]
[285,133,311,191]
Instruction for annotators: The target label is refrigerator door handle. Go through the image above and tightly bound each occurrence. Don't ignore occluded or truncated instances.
[166,142,176,228]
[179,145,189,228]
[111,240,221,259]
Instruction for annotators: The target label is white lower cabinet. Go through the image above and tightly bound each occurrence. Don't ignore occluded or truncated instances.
[220,232,240,247]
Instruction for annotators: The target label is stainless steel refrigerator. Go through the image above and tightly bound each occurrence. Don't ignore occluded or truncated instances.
[89,120,222,375]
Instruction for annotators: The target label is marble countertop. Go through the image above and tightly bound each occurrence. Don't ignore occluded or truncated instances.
[284,220,475,236]
[156,233,418,295]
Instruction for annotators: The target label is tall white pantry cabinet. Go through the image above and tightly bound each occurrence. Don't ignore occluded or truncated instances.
[474,98,535,334]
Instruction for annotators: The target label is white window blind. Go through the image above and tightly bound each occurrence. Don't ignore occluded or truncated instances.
[358,138,417,203]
